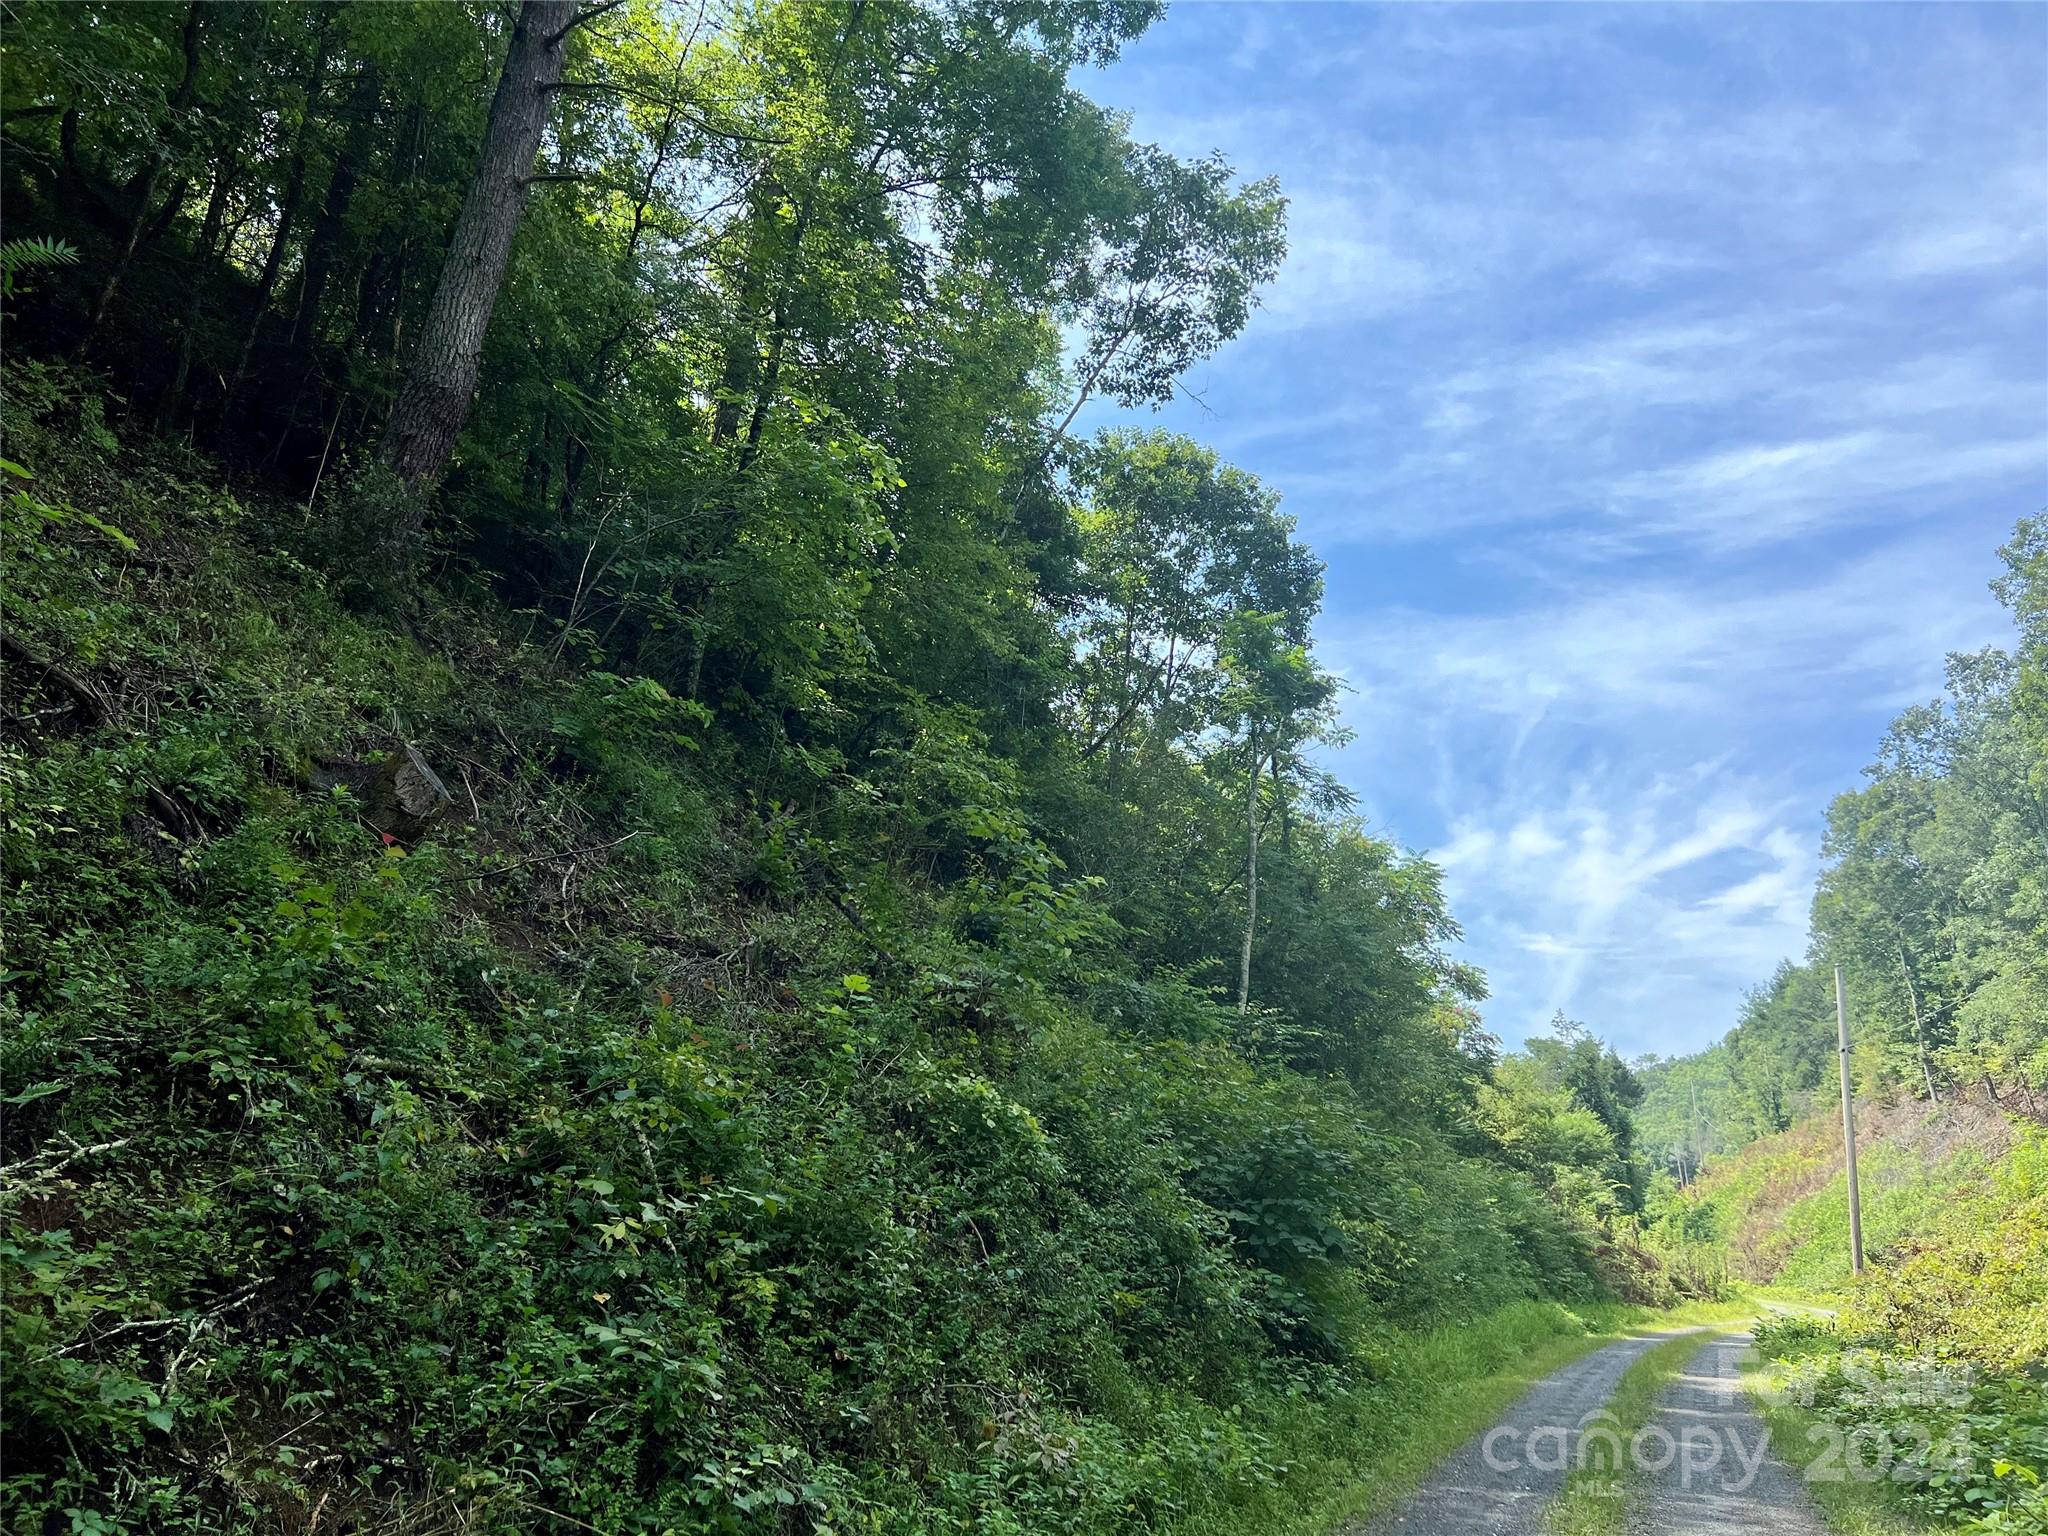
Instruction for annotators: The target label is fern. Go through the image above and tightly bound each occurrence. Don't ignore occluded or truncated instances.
[0,236,79,297]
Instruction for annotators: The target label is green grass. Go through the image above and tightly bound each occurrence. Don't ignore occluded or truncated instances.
[1658,1101,2019,1305]
[1543,1325,1739,1536]
[1283,1300,1753,1534]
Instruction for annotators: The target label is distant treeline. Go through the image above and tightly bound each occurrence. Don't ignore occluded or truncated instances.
[1637,547,2048,1179]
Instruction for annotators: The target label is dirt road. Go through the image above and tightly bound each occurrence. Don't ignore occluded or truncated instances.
[1360,1329,1831,1536]
[1628,1333,1829,1535]
[1361,1329,1702,1536]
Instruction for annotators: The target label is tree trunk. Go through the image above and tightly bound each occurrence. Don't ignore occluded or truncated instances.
[85,1,204,339]
[731,0,869,472]
[1237,736,1261,1014]
[287,62,380,351]
[227,27,332,407]
[357,100,428,362]
[158,139,238,431]
[380,0,578,498]
[1895,936,1940,1104]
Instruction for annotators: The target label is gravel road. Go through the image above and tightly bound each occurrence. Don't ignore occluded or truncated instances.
[1360,1329,1708,1536]
[1627,1333,1830,1536]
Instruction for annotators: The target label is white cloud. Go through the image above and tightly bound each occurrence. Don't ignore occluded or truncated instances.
[1133,23,2048,554]
[1315,530,2012,1051]
[1085,2,2047,1054]
[1325,531,2005,732]
[1505,817,1565,859]
[1607,430,2047,551]
[1874,220,2046,281]
[1273,321,2045,551]
[1419,777,1819,1050]
[1254,187,1464,331]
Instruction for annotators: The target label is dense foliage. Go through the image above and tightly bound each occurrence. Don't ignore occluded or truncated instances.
[3,4,2040,1530]
[1753,1310,2048,1535]
[0,4,1676,1530]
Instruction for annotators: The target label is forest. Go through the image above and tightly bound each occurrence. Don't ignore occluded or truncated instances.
[0,2,2042,1533]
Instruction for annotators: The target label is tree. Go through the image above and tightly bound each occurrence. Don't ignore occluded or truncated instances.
[1520,1023,1646,1211]
[1069,430,1321,769]
[1217,611,1336,1013]
[380,0,579,500]
[1040,147,1286,465]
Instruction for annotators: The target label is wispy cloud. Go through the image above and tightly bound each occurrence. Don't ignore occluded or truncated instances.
[1605,430,2046,552]
[1256,189,1453,330]
[1315,531,2013,1050]
[1323,531,2008,731]
[1089,2,2046,1052]
[1424,773,1818,1050]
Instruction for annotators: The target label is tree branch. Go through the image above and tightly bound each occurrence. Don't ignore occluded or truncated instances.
[1,631,111,728]
[461,830,644,880]
[551,0,629,43]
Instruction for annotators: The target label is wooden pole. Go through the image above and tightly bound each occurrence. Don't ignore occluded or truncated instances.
[1835,963,1865,1276]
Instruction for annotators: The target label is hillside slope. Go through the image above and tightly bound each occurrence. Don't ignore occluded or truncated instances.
[1663,1096,2013,1289]
[1653,1099,2048,1532]
[0,375,1644,1532]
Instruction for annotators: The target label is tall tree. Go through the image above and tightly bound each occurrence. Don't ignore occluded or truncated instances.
[380,0,578,499]
[1217,611,1336,1013]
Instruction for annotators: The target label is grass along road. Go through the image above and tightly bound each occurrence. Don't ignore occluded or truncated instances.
[1348,1320,1741,1536]
[1350,1305,1870,1536]
[1737,1356,1937,1536]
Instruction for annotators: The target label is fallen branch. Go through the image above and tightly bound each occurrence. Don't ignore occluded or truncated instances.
[825,889,897,967]
[0,1135,131,1205]
[1,630,111,727]
[48,1278,264,1359]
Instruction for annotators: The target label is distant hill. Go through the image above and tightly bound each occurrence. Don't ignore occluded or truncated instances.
[1650,1090,2046,1366]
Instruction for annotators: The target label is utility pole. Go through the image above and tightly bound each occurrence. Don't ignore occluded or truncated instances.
[1835,963,1865,1276]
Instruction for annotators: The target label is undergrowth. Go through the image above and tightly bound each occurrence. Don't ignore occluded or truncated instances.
[1749,1315,2048,1534]
[1,376,1627,1533]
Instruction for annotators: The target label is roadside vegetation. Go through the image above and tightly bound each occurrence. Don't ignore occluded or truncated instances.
[0,377,1787,1534]
[0,3,2041,1534]
[1749,1310,2048,1536]
[1636,1097,2047,1534]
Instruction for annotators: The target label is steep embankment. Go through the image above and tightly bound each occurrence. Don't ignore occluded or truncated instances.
[1655,1104,2048,1533]
[0,381,1640,1531]
[1667,1095,2019,1295]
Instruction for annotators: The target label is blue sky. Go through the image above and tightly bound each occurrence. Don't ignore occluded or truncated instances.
[1079,3,2048,1060]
